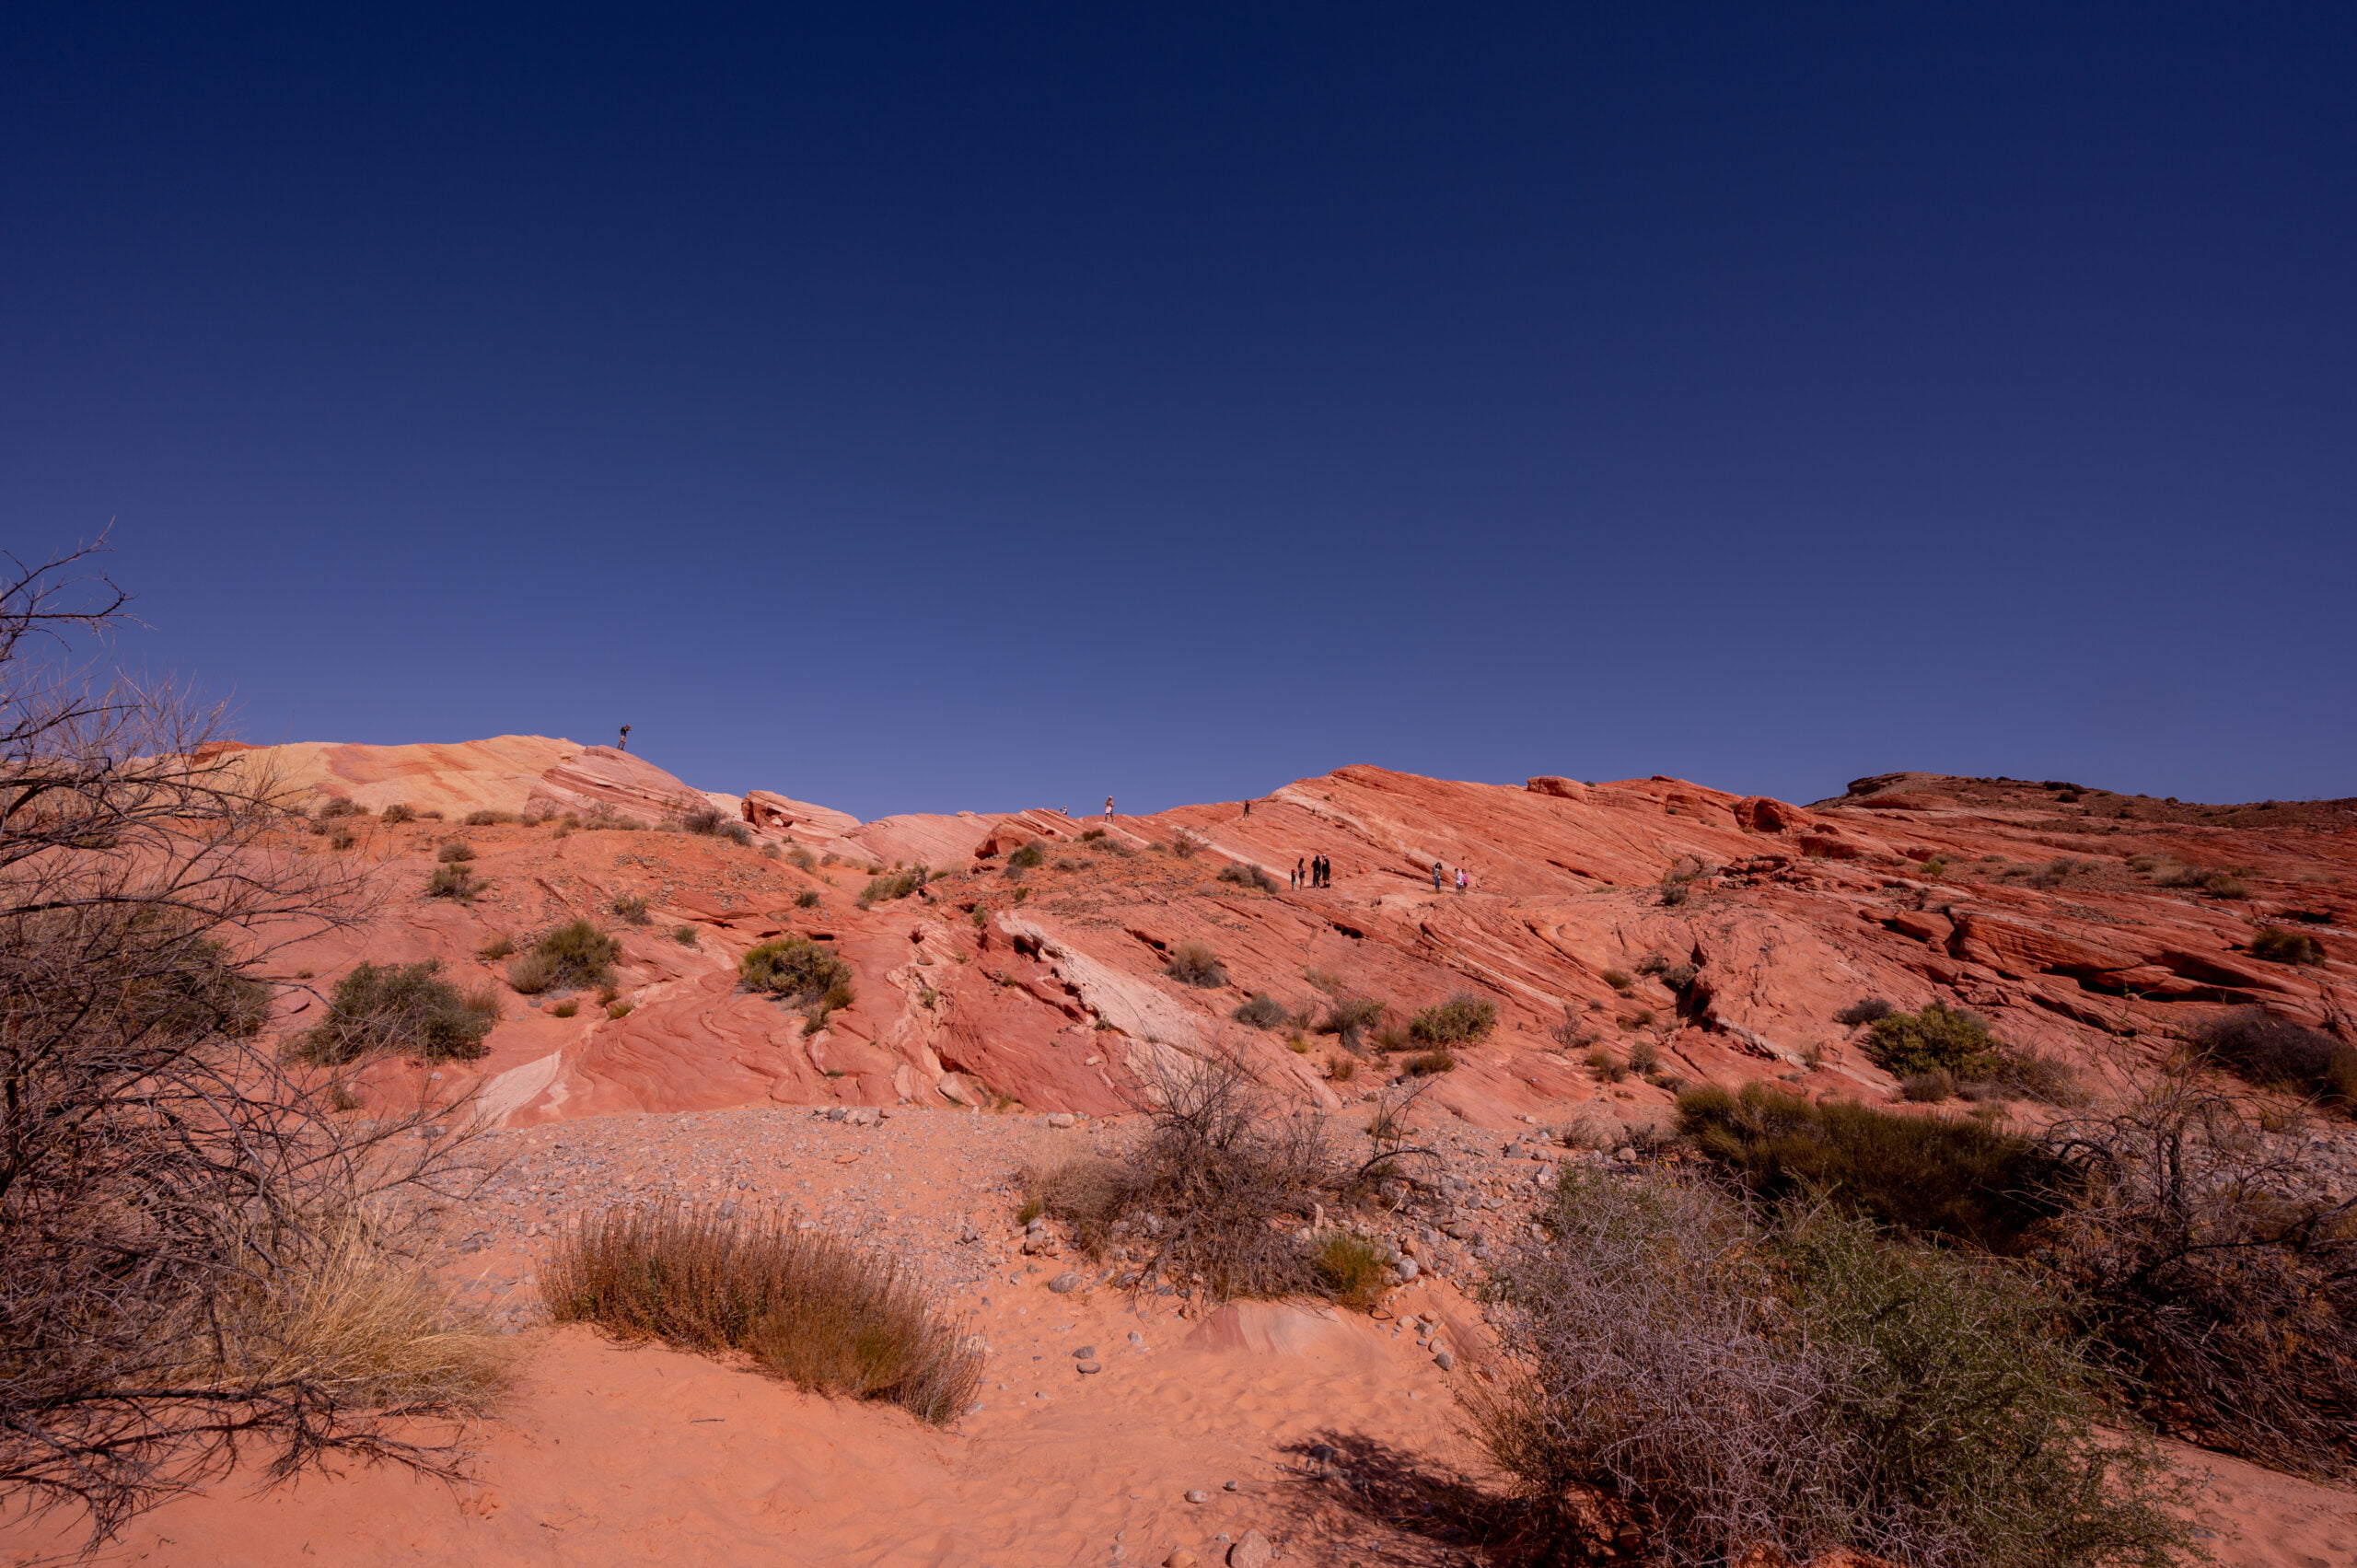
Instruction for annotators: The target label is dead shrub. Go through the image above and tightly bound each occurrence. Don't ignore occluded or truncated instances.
[2038,1067,2357,1475]
[1314,993,1386,1047]
[424,863,482,902]
[541,1202,980,1425]
[1215,861,1279,892]
[0,547,495,1545]
[1401,1050,1456,1075]
[435,841,474,863]
[461,808,516,827]
[1470,1168,2192,1568]
[2191,1008,2356,1112]
[1231,992,1291,1029]
[610,892,649,924]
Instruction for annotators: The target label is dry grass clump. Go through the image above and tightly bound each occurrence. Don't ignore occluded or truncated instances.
[2039,1068,2357,1475]
[461,808,517,826]
[435,840,474,863]
[678,807,753,845]
[1410,993,1495,1045]
[859,866,927,907]
[1470,1168,2192,1568]
[505,919,620,995]
[1314,993,1386,1048]
[292,960,500,1064]
[1678,1084,2066,1254]
[541,1202,980,1425]
[670,923,699,947]
[1308,1231,1391,1311]
[424,863,483,902]
[1164,941,1227,988]
[1401,1050,1457,1075]
[610,892,650,924]
[1216,861,1279,892]
[2249,925,2325,966]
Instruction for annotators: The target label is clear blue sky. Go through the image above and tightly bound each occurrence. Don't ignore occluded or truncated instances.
[6,5,2351,817]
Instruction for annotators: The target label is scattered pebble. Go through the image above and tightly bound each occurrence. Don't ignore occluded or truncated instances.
[1184,1488,1209,1504]
[1048,1271,1082,1294]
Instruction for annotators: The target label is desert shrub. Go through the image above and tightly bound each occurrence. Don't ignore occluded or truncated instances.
[1678,1084,2066,1254]
[1168,829,1202,858]
[1470,1168,2192,1568]
[2201,872,2248,899]
[1115,1051,1333,1301]
[2191,1009,2356,1111]
[679,807,752,845]
[2249,925,2324,966]
[859,867,926,908]
[313,796,362,821]
[506,919,619,994]
[1835,997,1894,1026]
[294,961,499,1064]
[794,889,820,909]
[2038,1070,2357,1474]
[1216,861,1279,893]
[785,845,817,871]
[610,892,649,924]
[1088,834,1133,857]
[1315,994,1386,1047]
[1328,1055,1356,1083]
[1309,1231,1391,1311]
[1600,968,1633,992]
[541,1202,980,1424]
[325,827,356,851]
[1899,1069,1953,1102]
[669,924,698,947]
[424,863,482,901]
[1626,1039,1662,1074]
[1402,1050,1456,1075]
[551,1000,578,1017]
[475,934,516,961]
[1865,1002,2003,1081]
[1410,993,1495,1046]
[1585,1047,1626,1082]
[1080,827,1105,841]
[1005,842,1045,870]
[462,808,516,827]
[607,1000,633,1019]
[435,840,475,863]
[581,807,646,831]
[1022,1156,1134,1256]
[1231,992,1291,1029]
[1165,941,1227,988]
[378,802,414,824]
[741,935,853,1004]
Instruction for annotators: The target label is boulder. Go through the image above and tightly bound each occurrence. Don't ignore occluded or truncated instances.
[1733,796,1809,833]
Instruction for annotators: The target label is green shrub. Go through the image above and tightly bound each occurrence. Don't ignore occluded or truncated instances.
[679,807,752,845]
[607,1000,633,1019]
[1165,942,1227,988]
[2192,1010,2357,1110]
[1216,862,1279,893]
[1005,842,1045,871]
[1585,1047,1626,1082]
[2250,925,2324,966]
[1308,1231,1391,1312]
[1409,994,1495,1046]
[1472,1169,2192,1567]
[552,1000,578,1017]
[859,868,926,908]
[541,1202,981,1424]
[1900,1069,1953,1102]
[1678,1084,2066,1253]
[435,841,475,863]
[740,936,853,1005]
[1600,968,1633,992]
[670,924,699,947]
[424,864,482,902]
[795,889,820,909]
[1231,993,1290,1029]
[507,920,620,995]
[1866,1002,2003,1080]
[476,934,516,961]
[1402,1050,1456,1075]
[293,961,499,1064]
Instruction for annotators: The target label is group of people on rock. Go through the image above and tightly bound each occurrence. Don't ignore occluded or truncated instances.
[1433,861,1469,894]
[1292,854,1331,889]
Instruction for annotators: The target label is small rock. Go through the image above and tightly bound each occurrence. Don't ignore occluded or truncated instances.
[1075,1359,1102,1375]
[1227,1529,1273,1568]
[1222,1479,1239,1491]
[1395,1259,1420,1283]
[1073,1345,1097,1359]
[1306,1443,1337,1467]
[1127,1330,1144,1345]
[845,1107,879,1127]
[825,1106,848,1121]
[1165,1552,1200,1568]
[1185,1488,1210,1504]
[1046,1111,1078,1129]
[1434,1349,1456,1371]
[1048,1271,1082,1294]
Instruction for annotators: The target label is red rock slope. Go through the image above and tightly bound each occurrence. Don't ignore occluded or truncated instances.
[250,741,2353,1132]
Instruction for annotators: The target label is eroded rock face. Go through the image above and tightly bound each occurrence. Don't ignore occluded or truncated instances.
[257,746,2353,1132]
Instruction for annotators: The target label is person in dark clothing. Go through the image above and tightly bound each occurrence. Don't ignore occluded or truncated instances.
[1317,854,1331,888]
[1432,861,1444,891]
[617,724,631,752]
[1292,858,1304,889]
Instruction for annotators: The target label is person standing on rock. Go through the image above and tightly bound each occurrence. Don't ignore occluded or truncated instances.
[1318,854,1331,888]
[1456,866,1470,895]
[1293,857,1306,889]
[617,724,631,752]
[1105,796,1115,822]
[1433,861,1445,892]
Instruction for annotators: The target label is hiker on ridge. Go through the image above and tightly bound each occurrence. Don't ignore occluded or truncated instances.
[1456,866,1469,894]
[1432,861,1445,892]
